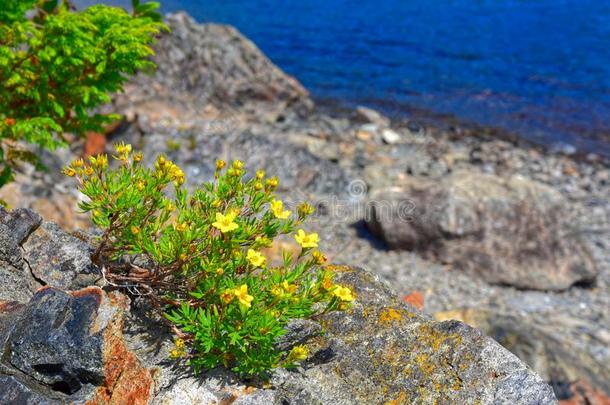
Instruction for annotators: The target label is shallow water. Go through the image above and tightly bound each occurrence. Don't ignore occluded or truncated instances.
[76,0,610,156]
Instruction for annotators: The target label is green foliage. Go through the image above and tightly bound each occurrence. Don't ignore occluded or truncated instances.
[66,146,355,377]
[0,0,166,189]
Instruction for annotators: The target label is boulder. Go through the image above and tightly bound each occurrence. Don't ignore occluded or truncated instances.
[116,12,313,114]
[366,170,598,290]
[22,221,100,290]
[0,207,43,303]
[127,266,556,404]
[434,308,610,401]
[0,210,557,404]
[0,287,153,404]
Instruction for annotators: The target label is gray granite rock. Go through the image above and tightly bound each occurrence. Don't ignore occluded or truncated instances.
[366,171,598,290]
[115,12,313,115]
[0,286,154,404]
[22,222,100,290]
[126,267,557,404]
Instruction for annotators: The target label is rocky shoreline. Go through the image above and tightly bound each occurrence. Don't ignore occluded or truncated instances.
[1,11,608,404]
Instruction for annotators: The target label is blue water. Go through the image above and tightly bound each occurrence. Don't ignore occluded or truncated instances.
[77,0,610,156]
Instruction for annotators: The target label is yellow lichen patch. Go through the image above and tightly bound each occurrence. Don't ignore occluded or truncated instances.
[323,264,354,273]
[379,307,403,325]
[384,391,407,405]
[406,323,465,401]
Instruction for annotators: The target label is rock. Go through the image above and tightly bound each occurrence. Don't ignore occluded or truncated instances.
[0,207,556,404]
[130,129,352,197]
[0,375,62,404]
[559,381,610,405]
[22,221,100,290]
[0,207,43,303]
[0,206,42,245]
[434,308,610,401]
[0,287,154,404]
[381,128,401,144]
[366,170,598,290]
[0,263,40,303]
[355,106,390,127]
[129,266,557,404]
[116,12,313,116]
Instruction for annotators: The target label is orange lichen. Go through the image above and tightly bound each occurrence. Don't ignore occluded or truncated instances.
[379,308,403,325]
[85,291,153,405]
[384,391,407,405]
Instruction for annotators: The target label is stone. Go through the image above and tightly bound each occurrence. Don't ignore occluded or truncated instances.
[0,287,153,404]
[115,12,313,116]
[0,207,43,303]
[434,308,610,401]
[22,221,100,290]
[0,206,42,245]
[134,129,352,198]
[381,128,401,144]
[130,267,557,404]
[366,171,598,290]
[0,375,62,404]
[355,106,390,127]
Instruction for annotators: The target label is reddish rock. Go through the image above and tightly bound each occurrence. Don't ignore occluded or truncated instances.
[86,291,154,405]
[0,287,153,404]
[402,290,425,310]
[560,381,610,405]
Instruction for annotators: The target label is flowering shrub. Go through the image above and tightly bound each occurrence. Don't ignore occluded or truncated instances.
[65,144,354,377]
[0,0,165,190]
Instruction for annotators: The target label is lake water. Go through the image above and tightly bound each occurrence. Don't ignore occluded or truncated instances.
[76,0,610,156]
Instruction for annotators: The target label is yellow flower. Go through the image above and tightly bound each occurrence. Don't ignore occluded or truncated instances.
[133,152,143,162]
[89,154,108,169]
[115,142,132,161]
[84,166,94,176]
[321,277,333,290]
[232,160,244,170]
[297,202,315,217]
[270,199,291,219]
[234,284,254,308]
[216,159,226,170]
[169,338,186,359]
[312,250,327,264]
[212,212,239,233]
[175,222,188,232]
[220,290,234,304]
[256,169,265,180]
[265,176,279,190]
[287,345,308,362]
[71,158,84,168]
[332,285,354,302]
[281,280,297,295]
[131,225,140,235]
[294,229,319,249]
[62,167,76,177]
[115,142,132,155]
[271,285,283,297]
[216,267,224,276]
[254,182,263,191]
[136,180,145,191]
[246,249,266,267]
[254,236,272,248]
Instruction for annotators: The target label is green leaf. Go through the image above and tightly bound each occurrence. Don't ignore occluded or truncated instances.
[41,0,59,14]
